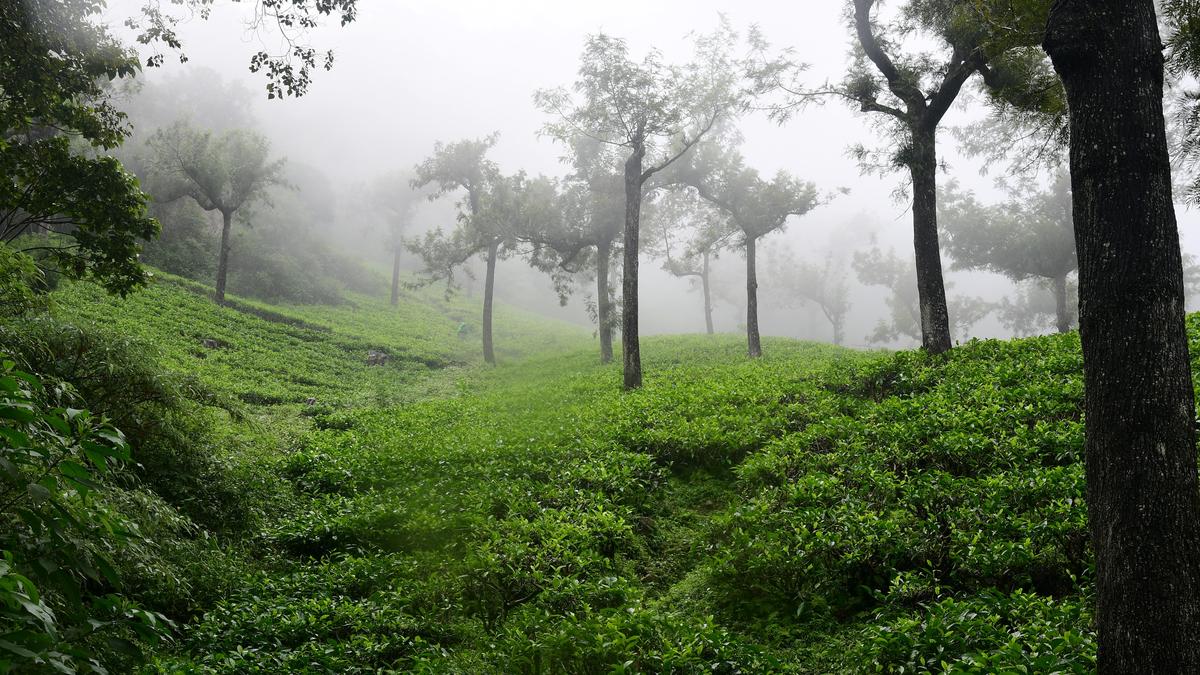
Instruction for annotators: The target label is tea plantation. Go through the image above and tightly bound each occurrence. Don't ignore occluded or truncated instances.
[4,272,1138,672]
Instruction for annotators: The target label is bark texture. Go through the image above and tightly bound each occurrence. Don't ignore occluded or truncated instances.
[908,128,952,354]
[622,145,645,390]
[215,210,233,304]
[596,238,614,364]
[745,236,762,358]
[1045,2,1200,671]
[482,239,499,365]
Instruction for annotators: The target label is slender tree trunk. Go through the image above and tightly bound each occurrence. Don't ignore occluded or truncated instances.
[908,127,952,354]
[746,235,761,358]
[622,144,646,390]
[390,246,402,307]
[596,238,614,364]
[482,239,499,365]
[215,209,233,304]
[1053,274,1070,334]
[1045,3,1200,672]
[832,316,845,346]
[702,251,714,335]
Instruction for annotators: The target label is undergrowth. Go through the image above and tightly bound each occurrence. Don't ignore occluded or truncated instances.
[8,272,1146,673]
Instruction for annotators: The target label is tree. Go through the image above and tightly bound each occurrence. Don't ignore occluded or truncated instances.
[996,278,1077,337]
[645,189,732,335]
[145,122,286,303]
[1,0,358,306]
[1043,2,1200,670]
[940,171,1077,333]
[536,22,791,388]
[1162,1,1200,203]
[838,0,1001,354]
[520,137,625,363]
[409,135,531,365]
[766,248,851,346]
[853,246,992,346]
[0,0,159,298]
[370,171,425,306]
[673,139,821,357]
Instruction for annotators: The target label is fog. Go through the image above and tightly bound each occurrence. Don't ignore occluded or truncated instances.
[99,0,1200,349]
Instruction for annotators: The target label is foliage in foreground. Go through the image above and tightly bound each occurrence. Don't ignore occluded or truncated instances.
[129,318,1108,673]
[0,358,170,672]
[8,268,1138,672]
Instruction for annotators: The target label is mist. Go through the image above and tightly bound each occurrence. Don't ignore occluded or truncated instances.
[93,0,1200,350]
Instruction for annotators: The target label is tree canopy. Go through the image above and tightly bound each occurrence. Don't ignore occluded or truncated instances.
[940,171,1077,332]
[145,122,286,302]
[0,0,158,296]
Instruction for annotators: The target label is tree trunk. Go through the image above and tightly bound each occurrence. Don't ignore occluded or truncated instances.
[215,209,233,304]
[622,145,646,390]
[482,239,499,365]
[596,238,614,364]
[746,235,762,358]
[832,317,845,346]
[908,127,952,354]
[1045,3,1200,672]
[1053,274,1070,334]
[702,251,714,335]
[390,246,402,307]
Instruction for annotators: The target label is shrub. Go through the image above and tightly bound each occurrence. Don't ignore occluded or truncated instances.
[0,356,170,672]
[0,318,278,532]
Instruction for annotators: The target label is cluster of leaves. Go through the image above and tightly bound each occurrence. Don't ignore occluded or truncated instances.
[0,0,159,296]
[0,357,170,672]
[128,0,358,99]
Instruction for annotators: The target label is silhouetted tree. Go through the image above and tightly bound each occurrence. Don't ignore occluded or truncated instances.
[146,122,285,303]
[519,138,625,363]
[674,138,821,357]
[370,170,424,306]
[767,248,851,346]
[940,171,1077,333]
[408,135,509,364]
[853,246,992,345]
[645,189,732,335]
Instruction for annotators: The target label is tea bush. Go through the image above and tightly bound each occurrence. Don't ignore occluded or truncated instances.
[34,270,1136,672]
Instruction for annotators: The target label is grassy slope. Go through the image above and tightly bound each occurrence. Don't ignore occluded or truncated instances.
[51,275,1131,673]
[53,271,589,407]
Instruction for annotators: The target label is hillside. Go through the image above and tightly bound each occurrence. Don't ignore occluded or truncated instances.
[10,275,1119,673]
[50,271,591,407]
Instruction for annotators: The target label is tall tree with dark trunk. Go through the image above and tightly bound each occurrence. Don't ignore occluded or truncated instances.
[536,22,793,388]
[673,140,820,357]
[1044,1,1200,670]
[837,0,1000,354]
[940,171,1077,334]
[145,121,285,304]
[408,135,507,364]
